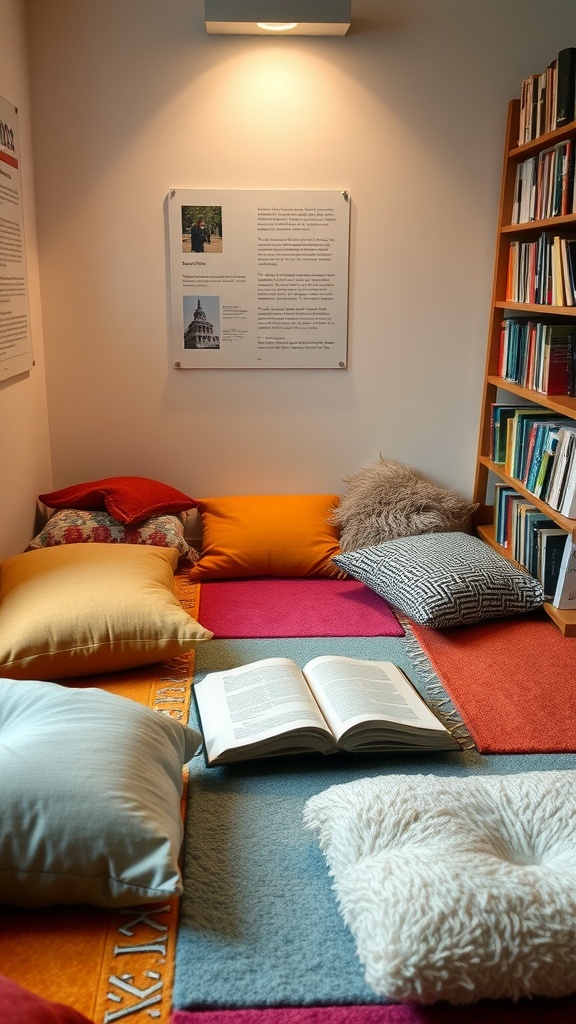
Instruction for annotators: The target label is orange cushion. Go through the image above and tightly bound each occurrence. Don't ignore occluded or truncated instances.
[189,494,342,580]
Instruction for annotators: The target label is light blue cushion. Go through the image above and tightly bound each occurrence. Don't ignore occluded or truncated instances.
[0,677,201,907]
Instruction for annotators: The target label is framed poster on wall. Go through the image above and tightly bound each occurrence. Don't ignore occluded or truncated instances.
[0,96,33,382]
[167,189,350,369]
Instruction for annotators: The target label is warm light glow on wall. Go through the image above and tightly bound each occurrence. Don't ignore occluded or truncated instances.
[205,1,351,36]
[256,23,298,32]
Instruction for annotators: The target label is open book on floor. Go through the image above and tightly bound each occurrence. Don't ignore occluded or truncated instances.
[193,655,461,766]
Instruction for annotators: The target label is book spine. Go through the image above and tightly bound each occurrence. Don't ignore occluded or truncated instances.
[543,534,569,597]
[559,444,576,517]
[555,47,576,127]
[541,339,571,394]
[553,538,576,608]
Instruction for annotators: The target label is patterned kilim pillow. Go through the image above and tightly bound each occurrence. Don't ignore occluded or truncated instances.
[333,531,544,627]
[26,508,196,562]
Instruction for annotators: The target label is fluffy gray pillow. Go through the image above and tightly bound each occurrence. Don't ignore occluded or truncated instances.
[330,457,477,551]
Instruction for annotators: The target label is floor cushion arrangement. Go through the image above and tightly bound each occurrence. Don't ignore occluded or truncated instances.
[4,484,574,1020]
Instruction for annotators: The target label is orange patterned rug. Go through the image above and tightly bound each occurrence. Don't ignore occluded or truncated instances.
[0,577,200,1024]
[409,611,576,753]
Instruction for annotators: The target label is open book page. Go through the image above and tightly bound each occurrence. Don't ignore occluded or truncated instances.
[194,657,334,764]
[302,656,454,749]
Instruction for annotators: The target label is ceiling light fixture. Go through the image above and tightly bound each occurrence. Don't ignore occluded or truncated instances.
[205,1,351,36]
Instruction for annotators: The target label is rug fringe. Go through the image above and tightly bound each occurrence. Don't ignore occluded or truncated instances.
[399,617,476,751]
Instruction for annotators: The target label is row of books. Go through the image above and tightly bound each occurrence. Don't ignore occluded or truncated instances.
[518,47,576,145]
[498,319,576,395]
[494,483,568,597]
[490,403,576,518]
[511,139,574,224]
[506,232,576,306]
[493,484,575,608]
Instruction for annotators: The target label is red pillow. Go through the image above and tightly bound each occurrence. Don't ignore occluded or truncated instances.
[39,476,197,526]
[0,975,95,1024]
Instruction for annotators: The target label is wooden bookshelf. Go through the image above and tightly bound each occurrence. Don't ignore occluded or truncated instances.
[473,98,576,636]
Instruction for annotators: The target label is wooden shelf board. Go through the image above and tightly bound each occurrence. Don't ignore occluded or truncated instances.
[486,375,576,417]
[493,300,576,317]
[501,213,576,233]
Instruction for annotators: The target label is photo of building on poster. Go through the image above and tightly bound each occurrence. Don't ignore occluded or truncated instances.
[183,296,221,349]
[168,188,350,369]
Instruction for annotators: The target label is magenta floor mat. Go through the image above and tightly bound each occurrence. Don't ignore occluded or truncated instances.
[197,578,404,639]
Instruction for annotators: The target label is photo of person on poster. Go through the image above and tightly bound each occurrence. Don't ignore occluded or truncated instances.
[181,205,222,253]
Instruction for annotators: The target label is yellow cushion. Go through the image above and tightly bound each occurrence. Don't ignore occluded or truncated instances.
[189,494,342,580]
[0,544,212,680]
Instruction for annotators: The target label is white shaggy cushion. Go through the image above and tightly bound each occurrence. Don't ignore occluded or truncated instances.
[304,771,576,1004]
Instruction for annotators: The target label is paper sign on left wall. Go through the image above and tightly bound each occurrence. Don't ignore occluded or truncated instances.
[0,95,33,383]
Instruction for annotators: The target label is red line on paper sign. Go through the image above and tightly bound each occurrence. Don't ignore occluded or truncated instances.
[0,150,18,169]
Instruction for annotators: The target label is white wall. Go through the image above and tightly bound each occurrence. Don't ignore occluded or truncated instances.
[0,0,51,558]
[25,0,576,502]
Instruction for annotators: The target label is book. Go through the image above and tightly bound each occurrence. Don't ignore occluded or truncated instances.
[547,57,559,136]
[561,240,573,299]
[539,528,570,599]
[490,404,524,463]
[525,422,565,502]
[524,421,558,492]
[511,409,562,480]
[555,47,576,127]
[525,511,557,577]
[533,433,560,500]
[552,236,565,306]
[193,655,460,766]
[558,432,576,517]
[522,420,545,485]
[502,491,530,549]
[494,484,519,546]
[538,327,573,394]
[504,406,544,476]
[552,536,576,609]
[511,500,536,564]
[570,334,576,394]
[546,425,576,510]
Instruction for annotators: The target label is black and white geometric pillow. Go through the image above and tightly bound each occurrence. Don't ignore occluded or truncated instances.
[333,532,545,628]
